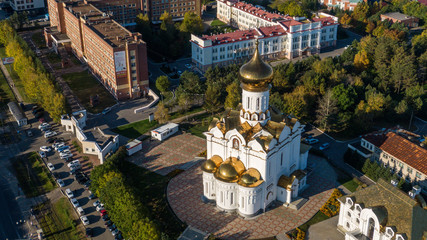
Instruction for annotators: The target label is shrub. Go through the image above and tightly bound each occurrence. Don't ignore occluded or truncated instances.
[320,189,343,217]
[198,150,207,157]
[296,228,306,240]
[72,140,82,153]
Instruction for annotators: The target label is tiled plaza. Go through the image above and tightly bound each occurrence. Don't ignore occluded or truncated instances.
[167,156,337,239]
[128,132,206,176]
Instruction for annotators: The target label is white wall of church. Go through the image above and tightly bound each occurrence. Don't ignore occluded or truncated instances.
[238,185,263,215]
[203,172,216,200]
[215,181,239,211]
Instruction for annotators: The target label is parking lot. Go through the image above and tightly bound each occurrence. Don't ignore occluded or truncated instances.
[32,121,117,240]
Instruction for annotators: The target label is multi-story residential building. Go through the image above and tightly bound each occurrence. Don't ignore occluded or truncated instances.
[46,1,149,100]
[191,3,338,71]
[9,0,45,13]
[337,178,427,240]
[149,0,202,23]
[359,129,427,193]
[318,0,362,11]
[86,0,143,27]
[380,12,419,28]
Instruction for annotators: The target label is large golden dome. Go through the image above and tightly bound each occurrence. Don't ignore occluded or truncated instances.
[239,39,273,92]
[238,168,263,187]
[214,157,245,182]
[201,155,223,173]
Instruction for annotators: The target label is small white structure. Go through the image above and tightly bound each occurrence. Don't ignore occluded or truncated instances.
[151,123,179,141]
[126,139,143,156]
[8,102,27,127]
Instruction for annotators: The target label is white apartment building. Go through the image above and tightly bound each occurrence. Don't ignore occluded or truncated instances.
[360,129,427,194]
[9,0,45,12]
[191,0,338,71]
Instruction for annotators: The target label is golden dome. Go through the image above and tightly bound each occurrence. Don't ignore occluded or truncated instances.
[239,39,273,92]
[238,168,263,187]
[201,155,223,173]
[214,157,245,182]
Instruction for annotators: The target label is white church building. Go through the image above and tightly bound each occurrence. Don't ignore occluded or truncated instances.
[201,40,311,217]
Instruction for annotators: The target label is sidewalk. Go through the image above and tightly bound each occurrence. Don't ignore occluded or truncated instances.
[0,61,23,102]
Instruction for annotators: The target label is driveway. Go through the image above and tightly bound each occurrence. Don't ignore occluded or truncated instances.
[306,216,344,240]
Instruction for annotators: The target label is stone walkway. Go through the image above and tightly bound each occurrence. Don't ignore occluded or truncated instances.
[128,132,206,176]
[167,156,337,239]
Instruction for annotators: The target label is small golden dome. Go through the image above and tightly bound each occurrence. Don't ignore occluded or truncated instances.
[239,39,273,92]
[215,157,245,182]
[238,168,263,187]
[201,155,223,173]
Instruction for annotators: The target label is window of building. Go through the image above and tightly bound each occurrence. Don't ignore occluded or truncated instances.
[230,192,233,205]
[399,162,403,168]
[233,138,239,149]
[416,172,421,178]
[407,166,412,174]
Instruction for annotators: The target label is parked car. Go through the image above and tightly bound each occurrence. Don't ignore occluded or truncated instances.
[40,126,51,132]
[84,181,91,189]
[80,216,89,225]
[112,229,120,236]
[115,233,123,240]
[40,146,51,152]
[60,150,71,155]
[93,200,101,207]
[46,138,56,144]
[57,179,65,187]
[185,63,192,69]
[57,145,70,152]
[47,163,55,171]
[102,107,111,115]
[67,160,80,168]
[53,143,65,150]
[38,151,46,158]
[60,153,73,159]
[108,224,116,232]
[65,188,74,198]
[39,122,50,129]
[71,198,79,208]
[104,220,112,227]
[304,138,319,145]
[77,207,85,215]
[86,228,93,237]
[319,143,330,150]
[102,215,110,221]
[100,209,107,216]
[88,193,96,200]
[32,107,44,115]
[44,131,57,138]
[96,204,105,212]
[27,130,33,137]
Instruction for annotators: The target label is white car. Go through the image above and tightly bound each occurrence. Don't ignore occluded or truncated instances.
[40,146,51,152]
[53,142,64,150]
[80,216,89,225]
[71,198,79,208]
[60,153,73,159]
[38,122,50,129]
[38,151,46,158]
[65,188,74,198]
[44,131,57,138]
[57,179,65,187]
[93,200,100,207]
[96,204,105,212]
[60,150,72,156]
[47,163,55,171]
[67,160,80,168]
[185,63,192,69]
[304,138,319,145]
[70,165,81,172]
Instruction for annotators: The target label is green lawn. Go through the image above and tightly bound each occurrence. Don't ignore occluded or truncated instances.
[211,19,226,27]
[32,32,46,49]
[61,71,117,113]
[298,211,329,232]
[341,178,360,192]
[12,152,56,198]
[170,106,205,120]
[35,198,83,240]
[112,119,158,139]
[0,71,15,106]
[0,47,29,102]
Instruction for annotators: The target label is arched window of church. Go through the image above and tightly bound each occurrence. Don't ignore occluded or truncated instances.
[367,218,375,239]
[230,192,234,205]
[256,98,260,110]
[260,113,265,120]
[251,113,258,121]
[262,96,266,109]
[247,97,250,109]
[241,197,244,208]
[233,139,239,149]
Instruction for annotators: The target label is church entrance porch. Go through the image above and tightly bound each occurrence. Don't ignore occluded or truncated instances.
[167,155,337,239]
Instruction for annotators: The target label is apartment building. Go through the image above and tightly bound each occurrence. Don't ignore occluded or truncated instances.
[46,1,149,100]
[318,0,362,11]
[191,2,338,71]
[360,129,427,194]
[9,0,45,12]
[86,0,143,27]
[149,0,202,23]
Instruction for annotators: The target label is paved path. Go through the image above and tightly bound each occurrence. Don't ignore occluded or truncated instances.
[306,216,343,240]
[167,156,337,239]
[0,61,23,102]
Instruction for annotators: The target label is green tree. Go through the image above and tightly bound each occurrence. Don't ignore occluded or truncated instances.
[136,13,152,43]
[390,46,416,93]
[204,84,221,115]
[340,13,352,26]
[160,11,173,31]
[179,12,203,34]
[8,12,28,29]
[180,71,203,94]
[177,91,191,113]
[411,30,427,57]
[154,101,170,124]
[155,75,170,99]
[332,84,357,111]
[277,0,307,17]
[224,81,241,109]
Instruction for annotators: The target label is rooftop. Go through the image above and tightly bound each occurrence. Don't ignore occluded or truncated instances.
[232,1,286,22]
[339,179,427,240]
[381,12,417,21]
[152,123,179,134]
[363,129,427,175]
[7,102,26,120]
[84,127,114,149]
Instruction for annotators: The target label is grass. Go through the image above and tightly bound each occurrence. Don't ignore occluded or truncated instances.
[35,198,83,240]
[298,211,329,232]
[0,47,29,102]
[211,19,226,27]
[119,159,186,238]
[170,106,205,120]
[12,152,56,198]
[180,112,213,138]
[61,70,117,113]
[112,119,158,139]
[47,52,62,64]
[0,70,15,106]
[341,178,360,192]
[32,32,46,49]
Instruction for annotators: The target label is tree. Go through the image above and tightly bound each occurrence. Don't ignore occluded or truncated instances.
[160,11,173,31]
[390,46,417,93]
[340,13,352,26]
[177,91,191,113]
[8,12,28,29]
[277,0,307,17]
[332,84,356,111]
[204,84,221,115]
[180,71,203,94]
[154,102,170,124]
[155,75,170,99]
[179,12,203,34]
[315,89,338,131]
[354,50,370,70]
[136,13,152,43]
[411,29,427,57]
[365,21,376,34]
[224,81,241,109]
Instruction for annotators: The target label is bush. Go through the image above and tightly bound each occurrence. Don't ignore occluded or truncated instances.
[72,140,82,153]
[320,189,343,217]
[296,228,306,240]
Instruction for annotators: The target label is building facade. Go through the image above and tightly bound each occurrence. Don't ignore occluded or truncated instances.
[380,12,419,28]
[337,179,427,240]
[191,0,338,71]
[201,42,310,217]
[360,129,427,194]
[148,0,202,23]
[9,0,45,13]
[46,1,149,100]
[318,0,362,11]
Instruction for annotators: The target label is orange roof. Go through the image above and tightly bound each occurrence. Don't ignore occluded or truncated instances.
[364,132,427,175]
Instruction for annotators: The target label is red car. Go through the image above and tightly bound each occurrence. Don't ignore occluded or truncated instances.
[100,209,108,216]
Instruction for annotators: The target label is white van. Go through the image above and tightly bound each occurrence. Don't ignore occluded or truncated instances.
[77,207,85,216]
